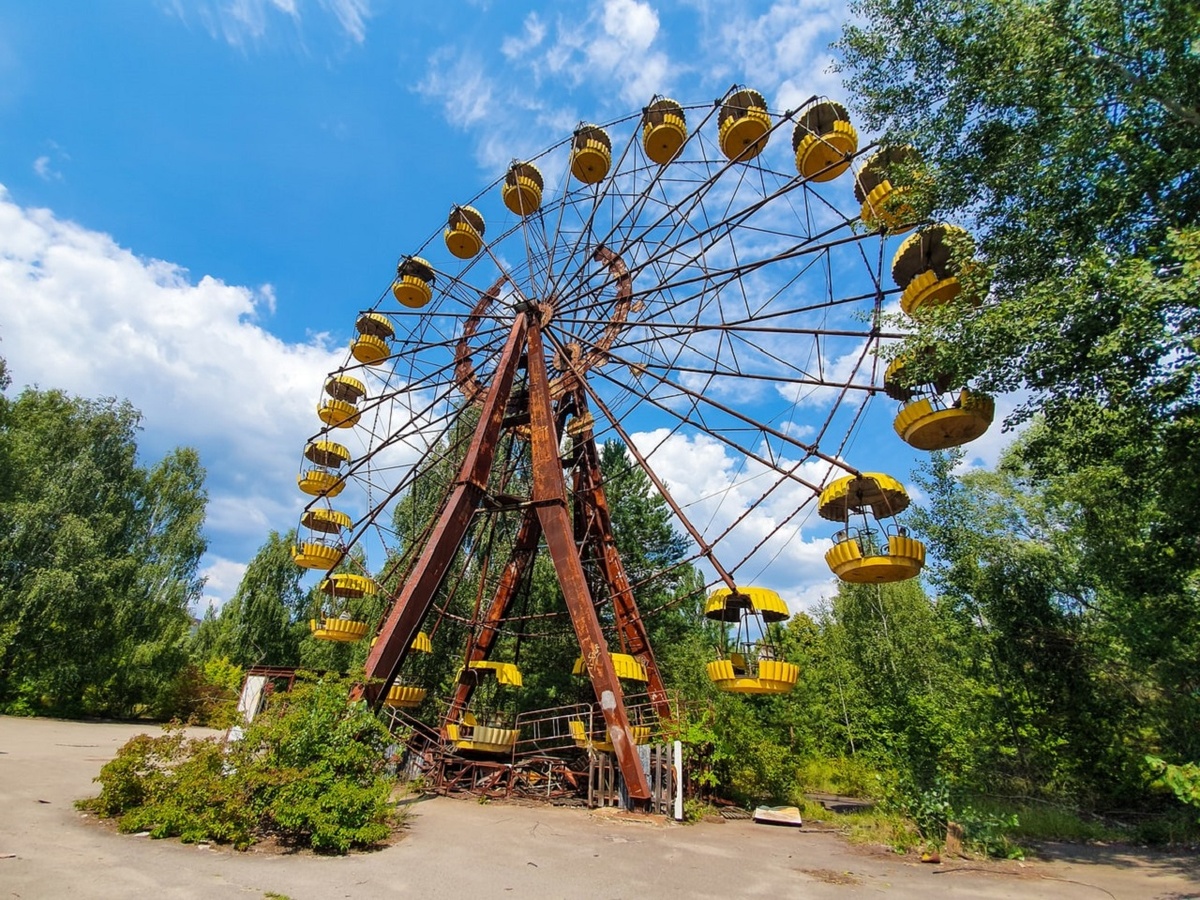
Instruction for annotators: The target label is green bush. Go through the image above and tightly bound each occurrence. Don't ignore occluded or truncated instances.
[78,672,397,853]
[162,657,245,727]
[1147,755,1200,821]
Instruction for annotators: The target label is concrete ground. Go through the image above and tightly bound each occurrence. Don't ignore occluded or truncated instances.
[1,716,1197,899]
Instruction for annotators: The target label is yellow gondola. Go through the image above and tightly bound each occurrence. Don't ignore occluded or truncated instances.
[641,97,687,165]
[291,541,341,570]
[892,224,976,315]
[718,88,771,162]
[297,468,345,497]
[298,439,349,497]
[792,99,857,181]
[446,713,519,754]
[854,146,919,234]
[373,632,432,705]
[457,660,523,687]
[444,205,486,259]
[502,161,543,216]
[568,653,653,748]
[893,389,995,451]
[447,661,523,754]
[568,719,652,753]
[300,508,351,534]
[570,124,612,184]
[825,533,926,583]
[570,652,648,682]
[317,374,366,428]
[706,656,800,694]
[410,631,433,653]
[350,312,395,365]
[819,474,925,583]
[392,256,435,309]
[309,616,369,642]
[320,572,377,597]
[311,574,373,641]
[704,586,789,622]
[882,355,954,403]
[818,472,911,521]
[383,684,427,708]
[304,438,351,468]
[292,500,352,571]
[704,585,798,694]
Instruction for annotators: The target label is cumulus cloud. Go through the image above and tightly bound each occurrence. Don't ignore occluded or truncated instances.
[0,185,346,607]
[197,556,250,613]
[688,0,847,106]
[628,427,842,613]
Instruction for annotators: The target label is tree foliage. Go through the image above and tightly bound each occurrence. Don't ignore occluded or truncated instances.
[839,0,1200,810]
[0,385,207,716]
[838,0,1200,463]
[194,530,307,669]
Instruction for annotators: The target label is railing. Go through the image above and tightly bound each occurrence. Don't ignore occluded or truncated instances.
[379,690,682,810]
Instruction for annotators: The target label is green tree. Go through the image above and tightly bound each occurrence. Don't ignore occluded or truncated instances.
[841,0,1200,797]
[0,386,207,716]
[200,530,306,668]
[840,0,1199,417]
[910,449,1151,800]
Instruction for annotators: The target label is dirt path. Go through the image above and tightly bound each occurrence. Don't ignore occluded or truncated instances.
[1,716,1197,899]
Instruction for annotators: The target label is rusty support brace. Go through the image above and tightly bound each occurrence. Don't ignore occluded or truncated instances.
[526,319,651,802]
[571,407,672,722]
[363,314,529,702]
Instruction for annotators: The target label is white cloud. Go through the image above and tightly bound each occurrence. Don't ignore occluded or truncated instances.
[561,0,673,105]
[32,156,59,181]
[415,0,680,172]
[416,49,497,129]
[166,0,370,48]
[320,0,370,43]
[628,426,843,613]
[0,185,346,605]
[32,141,69,182]
[697,0,847,106]
[501,12,547,60]
[197,556,249,612]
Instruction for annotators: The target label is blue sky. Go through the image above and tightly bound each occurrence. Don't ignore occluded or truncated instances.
[0,1,1014,612]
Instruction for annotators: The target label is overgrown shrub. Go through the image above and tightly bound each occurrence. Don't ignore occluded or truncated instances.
[1147,755,1200,822]
[882,776,1023,858]
[161,657,245,727]
[78,671,397,853]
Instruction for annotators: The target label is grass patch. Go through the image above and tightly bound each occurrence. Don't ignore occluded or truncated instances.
[836,807,924,854]
[795,756,883,799]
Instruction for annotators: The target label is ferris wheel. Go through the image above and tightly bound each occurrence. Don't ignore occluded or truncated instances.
[289,87,992,800]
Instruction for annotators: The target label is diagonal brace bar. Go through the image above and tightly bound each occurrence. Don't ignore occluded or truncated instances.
[363,313,529,703]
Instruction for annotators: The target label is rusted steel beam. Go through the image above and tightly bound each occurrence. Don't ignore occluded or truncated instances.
[446,506,543,721]
[526,318,652,802]
[363,313,529,703]
[568,397,672,722]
